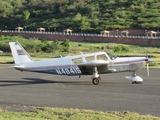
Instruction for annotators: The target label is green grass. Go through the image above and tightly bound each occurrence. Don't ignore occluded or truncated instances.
[0,107,159,120]
[0,55,13,64]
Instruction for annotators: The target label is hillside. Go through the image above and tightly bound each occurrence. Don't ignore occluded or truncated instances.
[0,0,160,33]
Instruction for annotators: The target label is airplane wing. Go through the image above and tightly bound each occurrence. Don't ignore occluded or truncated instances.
[77,60,116,75]
[78,60,109,66]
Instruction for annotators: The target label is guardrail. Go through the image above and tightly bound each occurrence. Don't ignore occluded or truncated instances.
[1,30,160,39]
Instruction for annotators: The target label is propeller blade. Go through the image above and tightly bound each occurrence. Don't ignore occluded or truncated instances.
[146,52,148,58]
[146,51,149,77]
[147,63,149,77]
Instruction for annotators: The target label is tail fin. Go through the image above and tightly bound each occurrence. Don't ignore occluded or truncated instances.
[9,41,33,64]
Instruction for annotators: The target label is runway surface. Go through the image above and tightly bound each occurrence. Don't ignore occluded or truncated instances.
[0,65,160,117]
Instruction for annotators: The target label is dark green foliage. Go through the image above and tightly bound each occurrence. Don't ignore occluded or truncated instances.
[0,0,160,31]
[113,45,129,53]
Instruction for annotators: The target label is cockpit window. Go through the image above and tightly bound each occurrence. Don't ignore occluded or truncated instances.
[86,56,95,61]
[107,52,117,60]
[72,58,83,64]
[97,54,108,60]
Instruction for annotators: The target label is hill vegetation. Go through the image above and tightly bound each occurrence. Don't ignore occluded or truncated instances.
[0,0,160,33]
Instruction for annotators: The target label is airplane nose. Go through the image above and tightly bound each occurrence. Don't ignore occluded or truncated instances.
[148,58,153,62]
[145,57,154,63]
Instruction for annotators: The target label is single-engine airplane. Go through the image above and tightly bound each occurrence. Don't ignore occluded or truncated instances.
[9,41,153,85]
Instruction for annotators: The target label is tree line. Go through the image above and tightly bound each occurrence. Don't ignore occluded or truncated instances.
[0,0,160,33]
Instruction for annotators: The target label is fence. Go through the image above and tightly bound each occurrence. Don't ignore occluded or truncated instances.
[0,30,160,46]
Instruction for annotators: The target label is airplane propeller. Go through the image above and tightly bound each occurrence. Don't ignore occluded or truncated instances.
[146,52,149,77]
[146,62,149,77]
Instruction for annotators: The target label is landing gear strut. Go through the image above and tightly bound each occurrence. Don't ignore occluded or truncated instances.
[132,71,136,77]
[92,66,100,85]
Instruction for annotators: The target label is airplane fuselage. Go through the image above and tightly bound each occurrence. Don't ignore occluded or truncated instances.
[15,52,146,76]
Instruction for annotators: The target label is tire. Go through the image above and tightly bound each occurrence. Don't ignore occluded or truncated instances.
[92,78,100,85]
[138,81,142,84]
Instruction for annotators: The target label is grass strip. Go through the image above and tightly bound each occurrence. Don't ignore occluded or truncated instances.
[0,107,160,120]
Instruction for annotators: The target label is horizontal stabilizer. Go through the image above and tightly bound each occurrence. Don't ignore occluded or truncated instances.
[10,65,24,69]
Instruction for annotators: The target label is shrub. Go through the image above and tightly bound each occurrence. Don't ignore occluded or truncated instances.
[51,40,61,50]
[61,39,70,51]
[113,45,129,52]
[41,43,53,53]
[0,42,10,52]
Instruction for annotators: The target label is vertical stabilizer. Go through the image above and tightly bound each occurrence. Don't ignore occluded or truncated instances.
[9,41,33,64]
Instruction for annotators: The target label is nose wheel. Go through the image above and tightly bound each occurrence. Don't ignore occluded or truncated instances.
[130,71,143,84]
[132,81,142,84]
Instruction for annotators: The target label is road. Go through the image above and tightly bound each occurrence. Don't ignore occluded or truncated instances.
[0,65,160,117]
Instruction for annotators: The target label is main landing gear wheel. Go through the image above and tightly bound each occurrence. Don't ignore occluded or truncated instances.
[92,66,100,85]
[92,78,100,85]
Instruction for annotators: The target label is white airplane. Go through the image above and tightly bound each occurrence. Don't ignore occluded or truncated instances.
[9,41,153,85]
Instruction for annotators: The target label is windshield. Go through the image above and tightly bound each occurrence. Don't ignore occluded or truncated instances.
[107,52,117,60]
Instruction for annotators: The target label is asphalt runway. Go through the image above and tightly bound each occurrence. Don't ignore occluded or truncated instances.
[0,65,160,117]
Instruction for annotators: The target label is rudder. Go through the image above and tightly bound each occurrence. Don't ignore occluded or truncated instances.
[9,41,33,64]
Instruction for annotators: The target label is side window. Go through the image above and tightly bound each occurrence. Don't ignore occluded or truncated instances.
[72,58,83,64]
[97,54,108,61]
[85,56,95,61]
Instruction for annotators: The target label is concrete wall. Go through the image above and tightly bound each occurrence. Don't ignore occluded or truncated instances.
[0,31,160,46]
